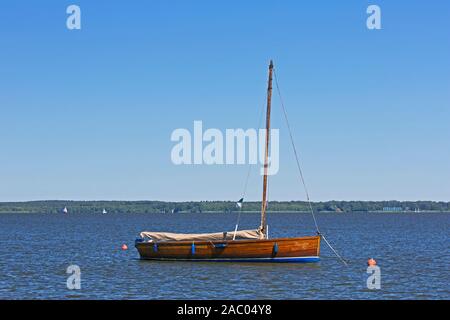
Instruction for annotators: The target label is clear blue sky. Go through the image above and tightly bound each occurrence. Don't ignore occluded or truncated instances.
[0,1,449,202]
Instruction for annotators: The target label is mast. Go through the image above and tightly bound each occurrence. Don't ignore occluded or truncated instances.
[260,60,273,238]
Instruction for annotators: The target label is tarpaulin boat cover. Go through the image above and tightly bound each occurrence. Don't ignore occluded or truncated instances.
[140,229,263,242]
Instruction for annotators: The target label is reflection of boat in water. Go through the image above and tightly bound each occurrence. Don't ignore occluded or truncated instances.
[135,61,321,263]
[62,207,68,214]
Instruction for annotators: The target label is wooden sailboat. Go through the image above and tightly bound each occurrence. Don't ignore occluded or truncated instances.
[135,61,320,262]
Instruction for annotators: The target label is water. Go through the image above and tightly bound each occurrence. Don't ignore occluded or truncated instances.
[0,212,448,299]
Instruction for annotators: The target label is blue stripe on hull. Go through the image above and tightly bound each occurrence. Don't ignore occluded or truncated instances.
[140,256,320,263]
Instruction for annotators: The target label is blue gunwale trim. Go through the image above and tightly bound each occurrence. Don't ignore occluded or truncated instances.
[140,256,320,263]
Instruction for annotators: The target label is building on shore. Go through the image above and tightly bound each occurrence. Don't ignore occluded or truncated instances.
[382,207,403,212]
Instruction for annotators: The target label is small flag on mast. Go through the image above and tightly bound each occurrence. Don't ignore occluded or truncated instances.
[236,198,244,209]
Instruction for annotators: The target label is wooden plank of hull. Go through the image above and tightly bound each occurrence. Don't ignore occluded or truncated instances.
[135,235,320,262]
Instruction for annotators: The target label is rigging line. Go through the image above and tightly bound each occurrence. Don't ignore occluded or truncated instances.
[241,164,252,200]
[272,69,319,233]
[234,100,266,239]
[241,100,266,199]
[266,171,269,233]
[273,69,348,266]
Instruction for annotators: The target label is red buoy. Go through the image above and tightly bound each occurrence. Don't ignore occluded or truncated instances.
[121,244,128,250]
[367,258,377,266]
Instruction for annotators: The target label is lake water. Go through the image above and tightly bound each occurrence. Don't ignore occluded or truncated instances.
[0,212,448,299]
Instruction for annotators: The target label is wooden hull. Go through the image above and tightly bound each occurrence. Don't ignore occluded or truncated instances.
[135,235,320,263]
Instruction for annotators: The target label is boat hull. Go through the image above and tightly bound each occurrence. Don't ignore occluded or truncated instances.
[135,235,320,263]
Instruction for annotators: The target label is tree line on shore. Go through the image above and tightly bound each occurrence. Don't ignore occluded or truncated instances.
[0,200,449,214]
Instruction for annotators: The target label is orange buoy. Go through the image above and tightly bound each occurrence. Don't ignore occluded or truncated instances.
[121,244,128,250]
[367,258,377,266]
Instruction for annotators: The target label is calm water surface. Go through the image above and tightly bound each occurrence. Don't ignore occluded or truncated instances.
[0,212,448,299]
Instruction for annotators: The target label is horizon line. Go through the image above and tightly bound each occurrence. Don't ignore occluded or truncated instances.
[1,199,449,203]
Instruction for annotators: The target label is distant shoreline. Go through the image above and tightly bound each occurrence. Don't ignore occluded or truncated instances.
[0,200,449,214]
[0,210,449,214]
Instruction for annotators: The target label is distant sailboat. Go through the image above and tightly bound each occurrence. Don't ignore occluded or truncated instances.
[102,209,107,214]
[62,207,68,214]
